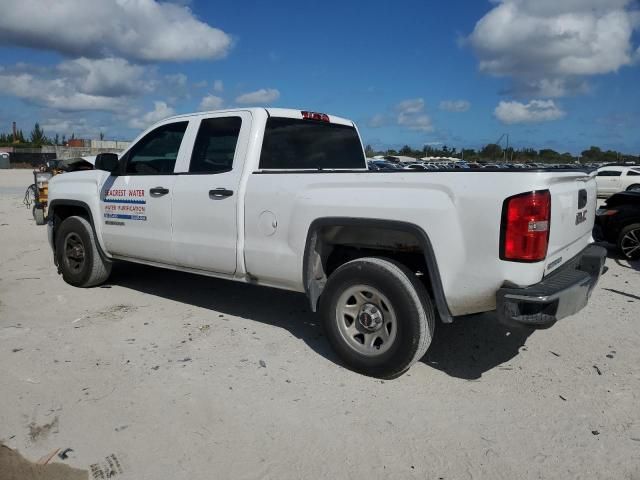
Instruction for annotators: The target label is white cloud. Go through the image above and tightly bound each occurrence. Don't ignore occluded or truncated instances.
[235,88,280,104]
[58,57,150,97]
[0,70,126,112]
[0,0,232,62]
[395,98,434,132]
[368,113,388,128]
[395,98,425,115]
[0,58,153,112]
[469,0,639,96]
[128,101,175,130]
[439,100,471,112]
[198,95,224,111]
[165,73,188,88]
[162,73,192,103]
[213,80,224,93]
[494,99,565,124]
[40,117,105,138]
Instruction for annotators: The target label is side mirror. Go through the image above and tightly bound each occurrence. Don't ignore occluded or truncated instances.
[95,153,120,174]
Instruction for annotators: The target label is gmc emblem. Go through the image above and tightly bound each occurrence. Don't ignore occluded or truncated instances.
[575,210,587,225]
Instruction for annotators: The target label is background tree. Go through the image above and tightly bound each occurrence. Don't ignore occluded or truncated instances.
[538,148,560,164]
[365,144,375,157]
[580,146,602,163]
[399,145,413,156]
[29,123,48,145]
[480,143,502,161]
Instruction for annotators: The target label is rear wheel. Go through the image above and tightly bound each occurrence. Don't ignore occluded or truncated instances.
[618,223,640,260]
[626,184,640,192]
[55,216,112,287]
[320,257,435,378]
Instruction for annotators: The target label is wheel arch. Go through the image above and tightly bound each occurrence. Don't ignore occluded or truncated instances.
[302,217,453,323]
[49,199,110,262]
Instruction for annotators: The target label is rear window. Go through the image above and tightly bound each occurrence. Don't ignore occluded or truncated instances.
[259,117,365,170]
[627,170,640,176]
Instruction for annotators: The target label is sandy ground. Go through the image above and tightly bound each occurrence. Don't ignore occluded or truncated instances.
[1,168,639,480]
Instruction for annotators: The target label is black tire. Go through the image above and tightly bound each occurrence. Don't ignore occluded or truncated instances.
[320,257,435,378]
[626,184,640,193]
[617,223,640,260]
[55,216,112,287]
[33,206,46,225]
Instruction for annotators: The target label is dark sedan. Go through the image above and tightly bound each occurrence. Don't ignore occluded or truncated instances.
[594,191,640,259]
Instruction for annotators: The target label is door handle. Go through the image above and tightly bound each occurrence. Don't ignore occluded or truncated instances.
[209,188,233,199]
[149,187,169,196]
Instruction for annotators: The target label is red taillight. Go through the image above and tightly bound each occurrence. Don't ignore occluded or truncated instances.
[500,190,551,262]
[302,111,330,122]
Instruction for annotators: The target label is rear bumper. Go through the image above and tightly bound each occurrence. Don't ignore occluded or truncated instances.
[496,244,607,328]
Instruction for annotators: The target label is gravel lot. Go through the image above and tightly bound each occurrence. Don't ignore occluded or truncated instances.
[1,169,639,479]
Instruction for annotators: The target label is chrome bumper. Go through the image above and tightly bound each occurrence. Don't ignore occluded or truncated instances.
[497,244,607,328]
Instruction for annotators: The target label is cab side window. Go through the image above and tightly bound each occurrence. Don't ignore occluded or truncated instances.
[597,170,622,177]
[125,122,188,175]
[189,117,242,174]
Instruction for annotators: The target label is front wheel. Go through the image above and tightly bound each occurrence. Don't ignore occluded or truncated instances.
[320,257,435,378]
[618,223,640,260]
[55,216,112,287]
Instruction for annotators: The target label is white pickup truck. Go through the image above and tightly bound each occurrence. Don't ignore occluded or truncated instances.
[47,108,606,377]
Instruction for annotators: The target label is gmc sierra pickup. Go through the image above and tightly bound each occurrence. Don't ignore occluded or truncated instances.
[47,108,606,377]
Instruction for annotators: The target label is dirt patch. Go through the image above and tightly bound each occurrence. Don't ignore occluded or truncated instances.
[28,417,59,442]
[97,304,137,321]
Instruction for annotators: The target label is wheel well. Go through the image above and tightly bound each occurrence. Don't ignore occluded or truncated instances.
[50,203,92,256]
[304,222,452,323]
[51,204,90,224]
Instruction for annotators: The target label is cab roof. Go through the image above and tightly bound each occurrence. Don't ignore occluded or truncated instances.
[163,107,355,127]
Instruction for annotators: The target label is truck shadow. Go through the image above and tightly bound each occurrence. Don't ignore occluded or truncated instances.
[109,263,533,380]
[596,241,640,272]
[109,263,339,361]
[421,313,534,380]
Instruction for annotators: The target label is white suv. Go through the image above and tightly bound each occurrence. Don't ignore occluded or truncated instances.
[595,165,640,197]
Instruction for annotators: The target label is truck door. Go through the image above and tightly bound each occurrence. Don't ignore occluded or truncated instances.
[171,112,251,274]
[100,120,190,263]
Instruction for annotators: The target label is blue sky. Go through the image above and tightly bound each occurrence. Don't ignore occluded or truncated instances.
[0,0,638,154]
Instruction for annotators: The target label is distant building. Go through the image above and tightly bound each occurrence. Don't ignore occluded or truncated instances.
[66,139,86,148]
[90,140,131,150]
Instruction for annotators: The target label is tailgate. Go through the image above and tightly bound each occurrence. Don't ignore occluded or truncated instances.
[545,173,597,274]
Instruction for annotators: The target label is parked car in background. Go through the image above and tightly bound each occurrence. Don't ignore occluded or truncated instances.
[594,191,640,259]
[367,159,404,171]
[404,163,428,171]
[595,165,640,197]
